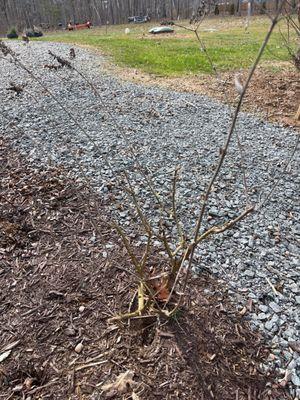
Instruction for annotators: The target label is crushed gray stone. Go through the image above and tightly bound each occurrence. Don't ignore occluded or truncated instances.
[0,41,299,396]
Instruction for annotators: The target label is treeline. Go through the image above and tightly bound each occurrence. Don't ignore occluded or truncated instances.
[0,0,203,32]
[0,0,293,33]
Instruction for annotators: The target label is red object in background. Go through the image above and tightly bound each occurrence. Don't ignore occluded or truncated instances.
[68,21,92,31]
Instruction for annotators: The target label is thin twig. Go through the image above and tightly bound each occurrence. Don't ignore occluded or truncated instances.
[171,166,184,243]
[179,7,284,304]
[257,133,299,209]
[174,21,251,204]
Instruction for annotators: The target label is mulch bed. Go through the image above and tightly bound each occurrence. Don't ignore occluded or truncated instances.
[0,138,291,399]
[199,66,300,129]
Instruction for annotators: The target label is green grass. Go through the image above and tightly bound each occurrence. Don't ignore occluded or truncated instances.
[37,16,298,77]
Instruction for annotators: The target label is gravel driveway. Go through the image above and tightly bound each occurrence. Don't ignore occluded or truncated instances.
[1,41,299,396]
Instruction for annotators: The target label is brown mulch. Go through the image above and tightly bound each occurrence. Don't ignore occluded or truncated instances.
[0,139,291,399]
[106,62,300,129]
[164,66,300,129]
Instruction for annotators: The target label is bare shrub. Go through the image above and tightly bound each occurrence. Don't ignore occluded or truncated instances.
[0,0,298,324]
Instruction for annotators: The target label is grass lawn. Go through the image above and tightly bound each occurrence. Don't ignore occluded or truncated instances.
[37,16,298,76]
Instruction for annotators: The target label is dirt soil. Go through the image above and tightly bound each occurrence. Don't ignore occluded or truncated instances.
[0,138,291,399]
[104,61,300,130]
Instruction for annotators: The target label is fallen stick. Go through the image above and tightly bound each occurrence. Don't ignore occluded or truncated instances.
[265,277,279,296]
[75,360,108,372]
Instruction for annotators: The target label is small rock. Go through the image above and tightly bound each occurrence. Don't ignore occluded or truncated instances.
[282,350,292,363]
[289,341,300,353]
[257,313,269,321]
[248,237,254,248]
[244,269,255,278]
[258,305,269,313]
[287,359,297,369]
[256,270,266,278]
[79,306,85,313]
[208,207,219,217]
[291,372,300,387]
[290,283,299,294]
[270,313,279,323]
[265,320,275,331]
[283,328,297,340]
[75,342,83,353]
[269,301,281,313]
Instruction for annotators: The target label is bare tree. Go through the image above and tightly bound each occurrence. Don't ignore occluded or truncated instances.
[1,0,288,33]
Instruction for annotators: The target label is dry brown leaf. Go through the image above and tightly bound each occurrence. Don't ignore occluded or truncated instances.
[151,277,170,302]
[24,377,34,391]
[102,370,135,397]
[289,341,300,353]
[239,306,247,316]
